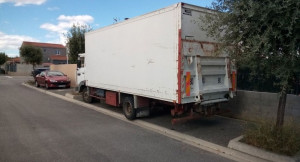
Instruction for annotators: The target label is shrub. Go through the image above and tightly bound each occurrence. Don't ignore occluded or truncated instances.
[242,121,300,156]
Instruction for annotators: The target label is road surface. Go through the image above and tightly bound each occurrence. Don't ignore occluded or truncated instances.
[0,75,234,162]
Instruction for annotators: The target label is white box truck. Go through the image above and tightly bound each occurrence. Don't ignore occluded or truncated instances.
[76,3,236,122]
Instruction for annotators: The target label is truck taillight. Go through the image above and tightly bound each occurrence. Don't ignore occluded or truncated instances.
[230,71,236,91]
[227,58,236,92]
[185,72,191,96]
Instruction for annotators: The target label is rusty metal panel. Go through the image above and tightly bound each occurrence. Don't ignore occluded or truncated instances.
[134,96,150,108]
[105,91,118,107]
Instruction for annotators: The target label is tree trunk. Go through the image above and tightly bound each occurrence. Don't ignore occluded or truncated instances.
[276,86,287,127]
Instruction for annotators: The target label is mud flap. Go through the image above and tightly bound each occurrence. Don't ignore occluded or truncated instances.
[136,107,150,118]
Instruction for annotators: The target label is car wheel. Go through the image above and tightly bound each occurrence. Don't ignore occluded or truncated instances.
[35,80,40,87]
[123,97,136,120]
[82,87,92,103]
[45,82,49,89]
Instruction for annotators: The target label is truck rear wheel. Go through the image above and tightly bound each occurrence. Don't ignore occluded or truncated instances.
[123,97,136,120]
[82,87,92,103]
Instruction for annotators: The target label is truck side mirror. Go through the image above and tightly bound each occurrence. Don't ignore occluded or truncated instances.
[77,60,81,68]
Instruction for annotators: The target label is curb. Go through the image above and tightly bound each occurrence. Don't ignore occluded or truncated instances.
[65,92,82,100]
[228,136,300,162]
[65,92,75,99]
[23,83,269,162]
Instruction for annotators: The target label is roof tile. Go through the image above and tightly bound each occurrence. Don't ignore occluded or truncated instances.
[22,41,65,49]
[50,55,67,61]
[9,57,20,62]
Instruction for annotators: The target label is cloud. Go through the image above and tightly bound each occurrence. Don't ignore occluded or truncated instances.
[0,31,38,56]
[57,15,94,23]
[40,15,94,45]
[0,0,46,6]
[47,6,59,11]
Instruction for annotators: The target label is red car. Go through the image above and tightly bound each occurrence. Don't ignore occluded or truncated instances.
[35,70,71,89]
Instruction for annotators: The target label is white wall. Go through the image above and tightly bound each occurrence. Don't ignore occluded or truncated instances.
[8,64,32,76]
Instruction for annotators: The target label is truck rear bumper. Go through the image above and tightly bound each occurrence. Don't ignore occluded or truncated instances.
[199,98,229,105]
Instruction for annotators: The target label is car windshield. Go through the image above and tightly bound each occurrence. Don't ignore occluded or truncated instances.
[47,71,64,76]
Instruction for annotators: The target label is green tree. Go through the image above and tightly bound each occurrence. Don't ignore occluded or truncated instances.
[20,45,43,69]
[202,0,300,127]
[0,52,8,65]
[66,24,92,64]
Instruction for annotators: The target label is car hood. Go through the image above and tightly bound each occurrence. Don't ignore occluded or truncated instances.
[47,76,68,81]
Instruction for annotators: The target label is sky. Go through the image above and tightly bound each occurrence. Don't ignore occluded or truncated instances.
[0,0,214,57]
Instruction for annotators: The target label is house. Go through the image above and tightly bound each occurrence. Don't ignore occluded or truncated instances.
[5,57,33,75]
[4,57,20,73]
[9,57,21,64]
[4,41,67,75]
[21,41,67,67]
[50,55,68,64]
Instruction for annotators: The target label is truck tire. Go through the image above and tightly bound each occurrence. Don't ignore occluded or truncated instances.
[82,87,92,103]
[123,97,136,120]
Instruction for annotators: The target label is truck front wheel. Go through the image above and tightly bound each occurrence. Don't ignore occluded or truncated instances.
[123,97,136,120]
[82,87,92,103]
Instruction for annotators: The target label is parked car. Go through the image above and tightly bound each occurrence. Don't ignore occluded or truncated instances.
[32,67,49,80]
[35,70,71,89]
[0,68,5,74]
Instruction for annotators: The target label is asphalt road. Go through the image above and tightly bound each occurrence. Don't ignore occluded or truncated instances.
[48,85,245,147]
[0,75,234,162]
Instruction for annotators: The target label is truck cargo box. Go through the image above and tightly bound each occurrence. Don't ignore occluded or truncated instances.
[84,3,235,106]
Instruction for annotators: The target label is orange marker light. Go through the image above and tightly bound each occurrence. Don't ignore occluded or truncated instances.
[231,71,236,91]
[186,72,191,96]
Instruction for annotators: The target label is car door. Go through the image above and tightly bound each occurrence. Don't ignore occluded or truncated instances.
[36,72,41,84]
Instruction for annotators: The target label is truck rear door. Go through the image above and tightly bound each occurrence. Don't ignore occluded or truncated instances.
[180,4,234,105]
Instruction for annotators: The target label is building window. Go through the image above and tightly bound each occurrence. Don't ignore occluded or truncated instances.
[55,50,60,55]
[43,48,46,52]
